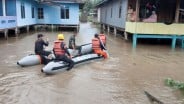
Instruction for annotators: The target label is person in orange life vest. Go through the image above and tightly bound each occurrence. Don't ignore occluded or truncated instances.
[99,31,106,46]
[53,34,74,71]
[92,34,108,59]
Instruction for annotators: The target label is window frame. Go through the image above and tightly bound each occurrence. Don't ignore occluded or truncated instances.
[21,3,25,19]
[38,8,44,19]
[60,6,70,19]
[0,0,3,16]
[111,7,113,18]
[32,7,35,18]
[119,1,122,18]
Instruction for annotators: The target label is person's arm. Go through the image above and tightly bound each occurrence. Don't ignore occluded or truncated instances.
[42,39,49,46]
[65,48,71,57]
[98,37,106,50]
[71,36,75,49]
[62,43,71,57]
[72,43,75,49]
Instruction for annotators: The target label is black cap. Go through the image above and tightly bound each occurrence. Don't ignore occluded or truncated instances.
[94,33,99,38]
[37,34,43,38]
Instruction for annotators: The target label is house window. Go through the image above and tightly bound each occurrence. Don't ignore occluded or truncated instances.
[32,7,34,18]
[5,0,16,16]
[0,0,3,16]
[38,8,44,19]
[61,6,69,19]
[119,1,122,18]
[105,9,107,18]
[111,7,113,18]
[119,6,122,18]
[21,3,25,18]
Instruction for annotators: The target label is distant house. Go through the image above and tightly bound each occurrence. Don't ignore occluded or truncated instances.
[97,0,184,49]
[0,0,83,39]
[126,0,184,48]
[96,0,128,35]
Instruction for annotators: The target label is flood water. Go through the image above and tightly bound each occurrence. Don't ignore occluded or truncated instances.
[0,22,184,104]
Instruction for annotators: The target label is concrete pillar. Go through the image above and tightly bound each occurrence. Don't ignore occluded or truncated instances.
[114,27,117,36]
[4,29,8,39]
[103,24,105,30]
[124,32,128,40]
[51,24,54,31]
[107,26,110,33]
[26,25,29,33]
[133,34,137,48]
[77,25,80,32]
[171,35,177,49]
[182,36,184,48]
[34,25,37,31]
[2,0,6,16]
[15,27,19,36]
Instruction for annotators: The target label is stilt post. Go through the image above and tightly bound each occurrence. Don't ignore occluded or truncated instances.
[107,26,110,33]
[4,29,8,40]
[133,34,137,48]
[171,35,177,49]
[114,27,117,36]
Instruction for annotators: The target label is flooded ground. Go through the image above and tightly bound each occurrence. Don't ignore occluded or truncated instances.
[0,22,184,104]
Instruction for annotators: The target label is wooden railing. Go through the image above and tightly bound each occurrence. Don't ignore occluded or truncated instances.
[125,22,184,35]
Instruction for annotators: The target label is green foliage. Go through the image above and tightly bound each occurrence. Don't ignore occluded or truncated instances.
[82,0,102,12]
[83,0,93,12]
[165,78,184,89]
[94,0,103,4]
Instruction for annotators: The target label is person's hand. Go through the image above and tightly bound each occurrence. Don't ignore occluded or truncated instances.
[69,55,72,59]
[72,45,75,50]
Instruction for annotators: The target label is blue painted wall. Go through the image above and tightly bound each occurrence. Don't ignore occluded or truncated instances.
[0,0,2,16]
[6,0,16,16]
[16,0,37,27]
[0,0,80,29]
[0,16,17,29]
[99,0,128,29]
[37,3,79,25]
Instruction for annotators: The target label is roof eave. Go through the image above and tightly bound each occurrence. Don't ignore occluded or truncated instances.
[95,0,110,8]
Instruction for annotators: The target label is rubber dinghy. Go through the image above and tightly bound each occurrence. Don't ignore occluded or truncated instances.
[42,54,103,74]
[17,43,92,67]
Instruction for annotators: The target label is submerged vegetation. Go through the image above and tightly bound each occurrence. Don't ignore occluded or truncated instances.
[165,78,184,94]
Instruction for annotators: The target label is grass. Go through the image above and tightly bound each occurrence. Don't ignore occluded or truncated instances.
[165,78,184,94]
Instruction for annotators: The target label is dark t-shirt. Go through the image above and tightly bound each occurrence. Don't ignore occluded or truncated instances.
[69,35,76,49]
[35,39,49,53]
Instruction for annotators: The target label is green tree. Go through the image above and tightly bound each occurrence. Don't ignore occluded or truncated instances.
[83,0,93,12]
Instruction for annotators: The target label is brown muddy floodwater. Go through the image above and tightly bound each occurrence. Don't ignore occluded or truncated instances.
[0,23,184,104]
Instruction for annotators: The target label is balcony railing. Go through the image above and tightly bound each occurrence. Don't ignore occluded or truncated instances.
[125,22,184,35]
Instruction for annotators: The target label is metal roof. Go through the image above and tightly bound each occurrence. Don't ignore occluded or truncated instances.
[35,0,84,9]
[95,0,110,7]
[35,0,84,4]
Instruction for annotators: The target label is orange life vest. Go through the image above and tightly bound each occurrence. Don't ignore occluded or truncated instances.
[92,38,101,50]
[53,41,65,55]
[99,34,106,45]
